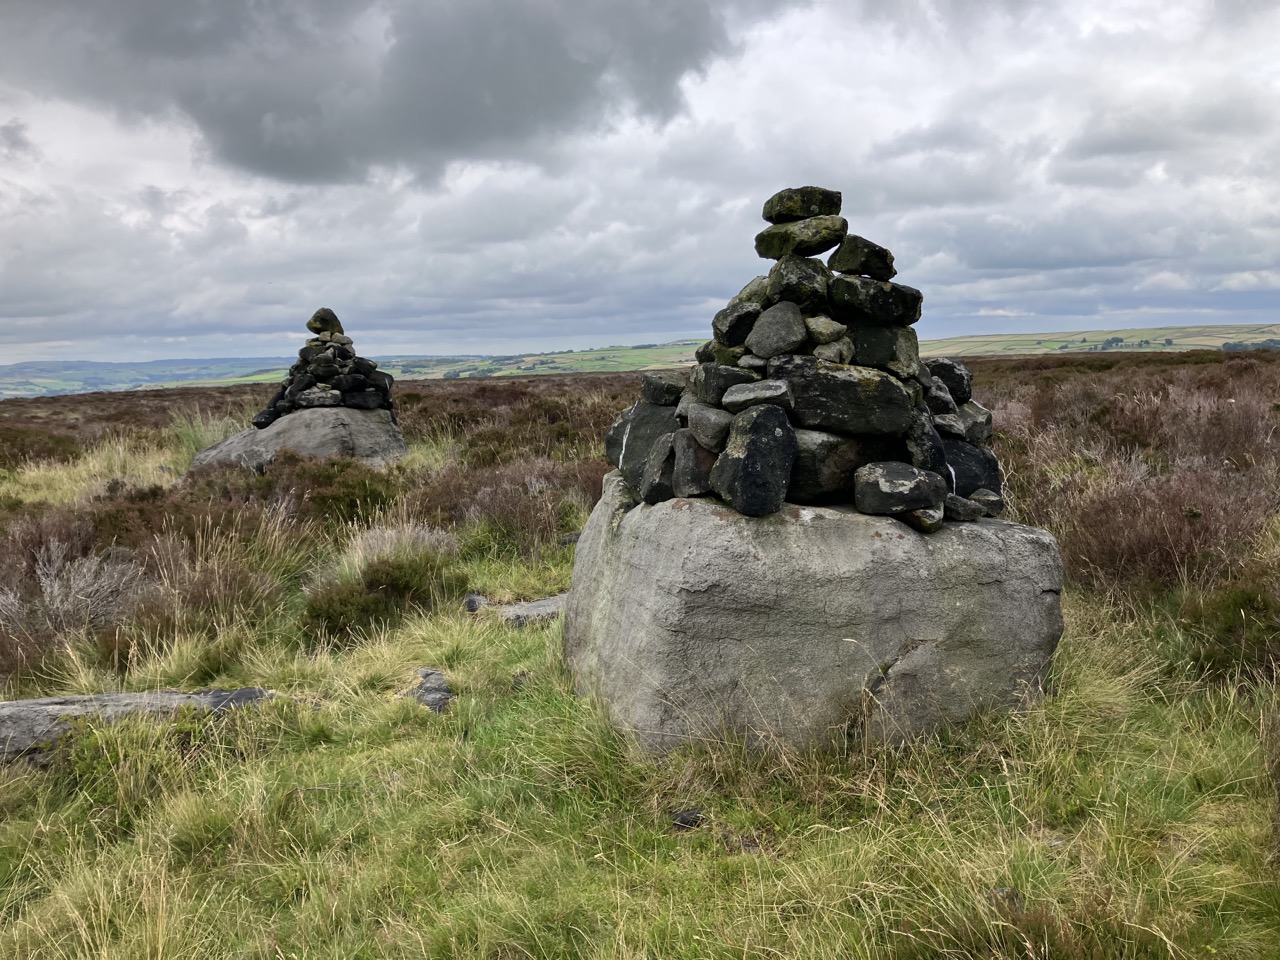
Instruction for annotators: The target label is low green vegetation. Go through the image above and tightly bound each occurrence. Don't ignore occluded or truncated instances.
[0,354,1278,957]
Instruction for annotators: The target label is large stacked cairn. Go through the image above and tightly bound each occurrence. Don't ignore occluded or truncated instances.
[604,186,1003,532]
[252,308,396,429]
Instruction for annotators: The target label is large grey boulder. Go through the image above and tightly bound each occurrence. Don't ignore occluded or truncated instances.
[1,689,270,764]
[564,473,1063,752]
[192,407,407,472]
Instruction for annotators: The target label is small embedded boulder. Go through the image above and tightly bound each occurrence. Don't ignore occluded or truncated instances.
[827,235,897,281]
[693,362,760,405]
[604,402,681,490]
[829,276,923,327]
[745,302,808,359]
[709,405,798,517]
[942,439,1002,498]
[721,379,793,413]
[686,402,735,452]
[926,358,973,406]
[712,300,761,347]
[754,215,848,259]
[762,185,843,223]
[769,356,916,436]
[853,461,947,515]
[672,429,717,498]
[970,488,1006,517]
[956,400,993,444]
[788,429,898,504]
[641,433,678,505]
[852,325,921,380]
[944,493,986,522]
[812,337,855,364]
[766,255,831,314]
[641,371,688,406]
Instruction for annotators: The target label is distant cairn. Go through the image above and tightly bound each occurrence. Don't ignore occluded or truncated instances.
[252,308,396,430]
[604,185,1003,531]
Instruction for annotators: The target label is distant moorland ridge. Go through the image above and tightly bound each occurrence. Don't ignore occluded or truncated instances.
[2,323,1278,398]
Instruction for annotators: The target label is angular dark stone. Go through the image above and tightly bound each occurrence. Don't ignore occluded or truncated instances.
[906,414,949,480]
[804,316,847,345]
[944,493,985,522]
[901,506,945,533]
[925,358,973,405]
[787,429,900,504]
[298,343,326,363]
[829,276,923,327]
[306,307,344,335]
[709,405,798,517]
[251,407,281,430]
[332,345,356,362]
[309,361,341,381]
[853,462,947,515]
[721,379,793,413]
[745,301,808,359]
[343,390,386,410]
[932,413,967,438]
[351,357,379,377]
[852,324,920,379]
[970,488,1006,517]
[403,668,454,712]
[734,274,772,307]
[369,371,395,395]
[762,186,842,223]
[675,389,697,425]
[738,354,768,371]
[767,356,916,436]
[672,429,717,498]
[923,376,958,415]
[812,337,854,364]
[956,400,993,444]
[695,340,717,364]
[641,432,677,505]
[286,374,317,399]
[332,374,368,394]
[713,300,761,347]
[642,371,688,406]
[692,363,759,405]
[687,402,734,452]
[827,235,897,281]
[604,402,681,491]
[942,439,1002,497]
[294,387,342,408]
[754,215,848,259]
[766,255,831,314]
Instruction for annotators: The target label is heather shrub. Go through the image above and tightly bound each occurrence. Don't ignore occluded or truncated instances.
[1176,573,1280,681]
[0,426,82,470]
[300,550,467,646]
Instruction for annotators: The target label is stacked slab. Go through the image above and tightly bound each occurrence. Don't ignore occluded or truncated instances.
[252,308,396,430]
[604,186,1002,532]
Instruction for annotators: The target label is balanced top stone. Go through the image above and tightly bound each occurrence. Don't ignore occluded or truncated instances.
[603,183,1004,529]
[762,186,843,224]
[307,307,344,335]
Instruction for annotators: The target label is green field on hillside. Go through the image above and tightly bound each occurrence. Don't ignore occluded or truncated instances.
[918,323,1280,357]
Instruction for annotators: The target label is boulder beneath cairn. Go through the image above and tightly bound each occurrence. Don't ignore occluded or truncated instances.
[564,473,1063,752]
[192,408,407,472]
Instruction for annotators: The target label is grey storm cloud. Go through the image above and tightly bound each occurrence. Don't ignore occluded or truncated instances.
[0,0,782,183]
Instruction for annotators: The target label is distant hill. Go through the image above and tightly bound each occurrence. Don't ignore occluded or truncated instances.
[3,326,1278,398]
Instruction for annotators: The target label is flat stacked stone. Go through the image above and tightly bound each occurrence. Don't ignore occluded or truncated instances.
[602,185,1004,530]
[252,308,396,430]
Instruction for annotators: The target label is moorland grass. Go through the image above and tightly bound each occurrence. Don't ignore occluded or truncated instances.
[0,358,1277,958]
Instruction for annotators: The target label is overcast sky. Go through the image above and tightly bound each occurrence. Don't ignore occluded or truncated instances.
[1,0,1278,363]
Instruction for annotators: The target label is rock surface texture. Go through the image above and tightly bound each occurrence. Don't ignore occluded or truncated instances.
[0,689,270,764]
[576,184,1064,751]
[602,185,1004,527]
[191,308,407,471]
[564,475,1063,752]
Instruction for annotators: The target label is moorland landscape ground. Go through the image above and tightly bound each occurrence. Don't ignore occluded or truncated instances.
[0,351,1278,958]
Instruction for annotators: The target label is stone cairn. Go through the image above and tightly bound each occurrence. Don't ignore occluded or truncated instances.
[604,185,1003,532]
[252,308,396,429]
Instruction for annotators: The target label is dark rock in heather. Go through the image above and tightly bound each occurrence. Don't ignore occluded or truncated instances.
[970,488,1006,517]
[853,461,948,515]
[829,276,923,327]
[670,808,705,831]
[293,386,342,408]
[711,342,748,367]
[642,371,687,406]
[496,594,567,627]
[306,307,344,335]
[942,439,1002,497]
[687,402,735,452]
[754,215,848,259]
[926,358,973,405]
[762,185,842,223]
[932,413,967,438]
[402,669,454,713]
[852,324,921,379]
[695,340,716,364]
[901,506,945,533]
[745,302,808,359]
[738,354,768,371]
[905,414,949,480]
[709,405,798,517]
[464,593,489,613]
[641,432,677,505]
[672,429,717,497]
[768,356,916,436]
[722,379,793,413]
[0,689,271,764]
[805,316,847,345]
[604,401,681,490]
[713,300,761,347]
[812,337,854,364]
[944,493,986,522]
[924,376,958,415]
[692,363,759,405]
[788,429,899,504]
[765,255,832,314]
[956,400,993,444]
[827,234,897,280]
